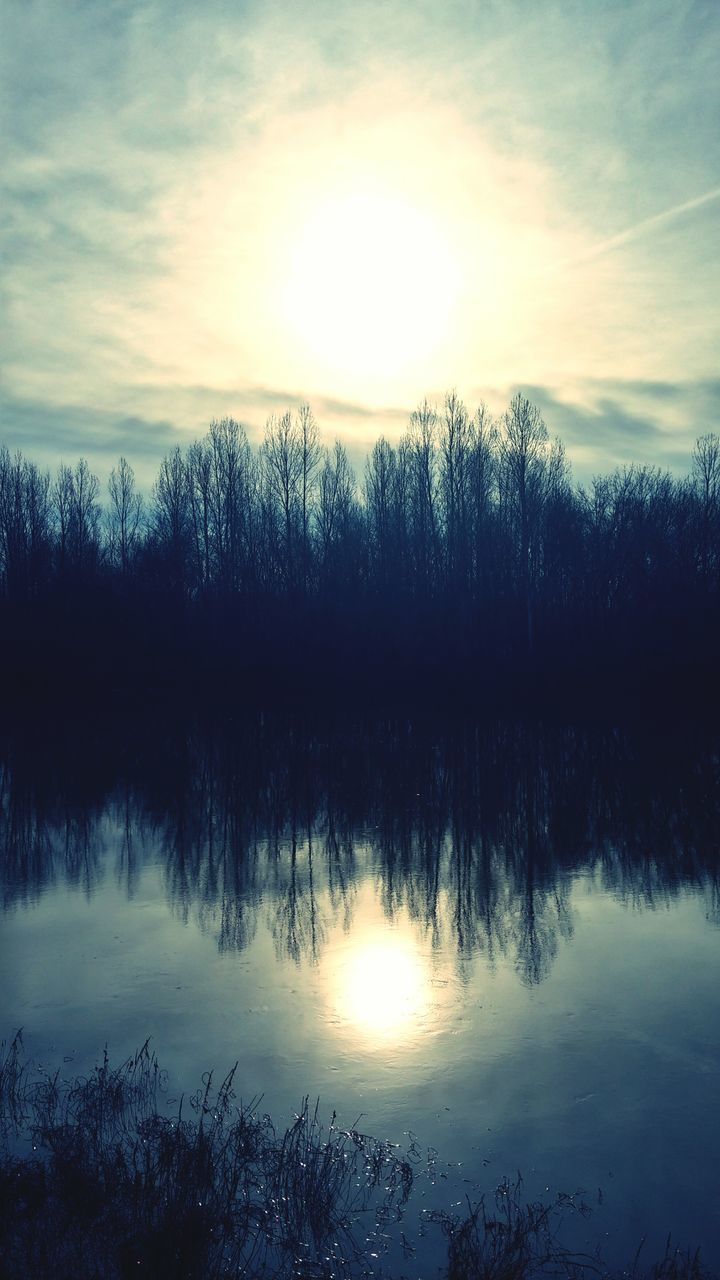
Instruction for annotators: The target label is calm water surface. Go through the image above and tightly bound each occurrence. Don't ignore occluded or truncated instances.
[1,717,719,1274]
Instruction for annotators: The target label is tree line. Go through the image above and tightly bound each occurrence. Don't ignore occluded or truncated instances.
[1,392,718,705]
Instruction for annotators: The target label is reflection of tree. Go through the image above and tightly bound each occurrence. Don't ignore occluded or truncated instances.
[215,853,260,955]
[115,788,140,899]
[0,757,51,909]
[270,831,324,966]
[60,808,101,898]
[1,718,718,983]
[0,752,105,908]
[514,882,574,987]
[508,729,575,986]
[323,808,358,934]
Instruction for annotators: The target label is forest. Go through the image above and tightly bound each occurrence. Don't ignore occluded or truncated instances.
[1,393,718,709]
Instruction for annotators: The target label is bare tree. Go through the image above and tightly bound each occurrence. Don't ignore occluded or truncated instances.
[262,409,315,590]
[296,404,322,592]
[207,418,253,594]
[152,447,189,593]
[439,391,474,590]
[52,463,74,578]
[407,400,440,594]
[107,457,143,576]
[692,433,720,586]
[72,458,101,575]
[187,439,213,594]
[364,437,396,593]
[263,411,300,588]
[499,394,567,652]
[52,458,101,578]
[316,441,356,585]
[0,448,53,598]
[469,403,497,601]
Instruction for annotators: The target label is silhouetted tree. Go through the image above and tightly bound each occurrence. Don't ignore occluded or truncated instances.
[297,404,322,593]
[207,417,254,594]
[107,456,143,576]
[364,437,397,596]
[692,432,720,588]
[498,395,567,653]
[439,391,474,592]
[262,411,303,590]
[468,403,498,604]
[152,446,190,594]
[1,392,719,704]
[316,440,357,592]
[52,457,101,580]
[0,447,52,598]
[407,399,440,596]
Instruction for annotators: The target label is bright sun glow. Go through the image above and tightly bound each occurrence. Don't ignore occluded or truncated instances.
[280,190,462,382]
[332,931,430,1045]
[149,98,625,410]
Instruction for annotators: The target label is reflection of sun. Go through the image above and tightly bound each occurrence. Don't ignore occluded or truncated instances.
[280,190,461,380]
[331,931,430,1045]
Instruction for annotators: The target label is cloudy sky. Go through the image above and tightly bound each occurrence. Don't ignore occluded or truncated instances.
[2,0,719,488]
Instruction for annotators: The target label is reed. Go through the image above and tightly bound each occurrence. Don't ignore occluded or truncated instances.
[0,1036,715,1280]
[0,1035,412,1278]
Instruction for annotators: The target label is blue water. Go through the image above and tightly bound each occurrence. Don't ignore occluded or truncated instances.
[1,721,719,1274]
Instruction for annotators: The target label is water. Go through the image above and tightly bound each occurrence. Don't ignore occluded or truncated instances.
[1,715,719,1273]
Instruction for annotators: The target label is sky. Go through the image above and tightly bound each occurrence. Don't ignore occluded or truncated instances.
[2,0,719,490]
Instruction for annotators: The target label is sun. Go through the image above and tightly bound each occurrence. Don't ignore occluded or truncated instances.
[280,189,462,384]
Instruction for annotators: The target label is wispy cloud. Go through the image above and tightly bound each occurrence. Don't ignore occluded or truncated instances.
[549,185,720,273]
[1,0,719,473]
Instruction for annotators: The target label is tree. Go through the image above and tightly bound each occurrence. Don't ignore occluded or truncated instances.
[438,391,474,591]
[692,433,720,587]
[407,400,440,596]
[207,418,253,594]
[52,458,101,579]
[364,438,396,595]
[498,394,567,652]
[0,448,52,599]
[316,441,356,590]
[187,439,213,594]
[262,407,321,592]
[262,412,302,590]
[468,403,497,604]
[152,447,190,593]
[107,457,143,576]
[296,404,322,593]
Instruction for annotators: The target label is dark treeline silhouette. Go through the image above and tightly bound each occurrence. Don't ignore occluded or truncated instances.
[2,714,717,983]
[1,393,719,708]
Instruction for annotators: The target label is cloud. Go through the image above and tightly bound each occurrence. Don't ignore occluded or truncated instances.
[518,378,720,481]
[1,0,719,476]
[0,380,410,493]
[550,185,720,272]
[0,393,182,491]
[4,377,716,502]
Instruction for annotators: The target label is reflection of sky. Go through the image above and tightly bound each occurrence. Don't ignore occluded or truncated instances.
[2,2,720,485]
[1,825,719,1270]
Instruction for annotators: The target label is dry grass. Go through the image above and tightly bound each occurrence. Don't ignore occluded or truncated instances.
[0,1033,412,1278]
[1,1034,716,1280]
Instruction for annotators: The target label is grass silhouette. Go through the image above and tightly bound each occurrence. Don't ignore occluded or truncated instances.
[0,1032,715,1280]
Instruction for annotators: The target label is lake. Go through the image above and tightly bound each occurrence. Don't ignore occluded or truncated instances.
[1,714,719,1276]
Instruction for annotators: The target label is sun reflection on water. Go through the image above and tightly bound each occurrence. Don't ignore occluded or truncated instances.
[329,928,432,1048]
